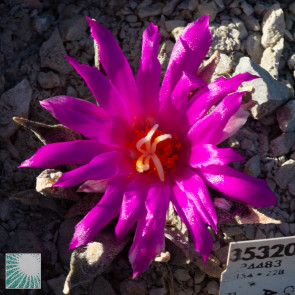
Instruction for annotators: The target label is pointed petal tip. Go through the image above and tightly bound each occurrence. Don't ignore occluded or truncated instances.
[132,272,140,279]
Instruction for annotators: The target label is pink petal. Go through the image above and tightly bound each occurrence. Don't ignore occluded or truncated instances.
[174,167,217,232]
[171,185,213,261]
[197,165,278,208]
[136,22,161,118]
[19,140,108,168]
[129,182,170,278]
[115,176,149,243]
[217,107,249,144]
[160,15,211,108]
[186,92,245,146]
[77,179,112,193]
[53,151,126,187]
[171,72,207,112]
[86,17,141,117]
[65,56,132,123]
[185,73,258,125]
[40,96,127,146]
[68,176,128,249]
[184,144,244,168]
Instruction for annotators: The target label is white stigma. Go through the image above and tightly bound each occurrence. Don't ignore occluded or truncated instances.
[135,124,172,182]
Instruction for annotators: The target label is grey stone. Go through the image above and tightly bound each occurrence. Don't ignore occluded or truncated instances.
[245,33,263,63]
[125,14,138,23]
[213,246,229,265]
[255,228,266,239]
[90,276,116,295]
[240,14,260,31]
[261,4,285,48]
[244,155,261,177]
[231,17,248,40]
[258,133,269,154]
[270,133,295,157]
[174,269,191,282]
[290,224,295,235]
[254,2,269,16]
[288,181,295,196]
[34,16,50,34]
[277,100,295,132]
[274,159,295,189]
[7,230,43,253]
[214,0,225,9]
[0,225,8,248]
[38,71,61,89]
[279,223,289,236]
[0,79,32,139]
[241,138,255,151]
[149,288,167,295]
[222,227,243,237]
[233,57,292,119]
[178,289,193,295]
[245,225,255,239]
[60,15,88,41]
[162,0,180,16]
[284,30,294,42]
[137,2,164,18]
[188,0,199,11]
[120,279,147,295]
[290,2,295,15]
[194,269,205,284]
[215,53,233,75]
[209,23,240,55]
[165,20,187,32]
[47,274,66,295]
[196,1,219,22]
[0,199,12,221]
[241,1,254,16]
[207,280,219,295]
[287,53,295,70]
[171,27,185,41]
[260,38,284,79]
[57,216,81,265]
[40,28,72,73]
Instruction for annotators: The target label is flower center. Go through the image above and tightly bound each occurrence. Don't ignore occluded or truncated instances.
[127,124,181,182]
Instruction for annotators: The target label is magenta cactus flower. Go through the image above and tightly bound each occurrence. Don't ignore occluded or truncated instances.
[20,15,277,277]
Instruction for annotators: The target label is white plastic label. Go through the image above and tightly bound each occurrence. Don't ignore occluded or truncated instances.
[219,236,295,295]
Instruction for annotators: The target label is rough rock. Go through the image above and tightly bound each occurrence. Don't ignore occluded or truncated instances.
[0,79,32,139]
[162,0,180,16]
[174,269,191,282]
[270,133,295,157]
[215,53,233,76]
[207,280,219,295]
[120,279,147,295]
[7,230,43,253]
[40,28,72,73]
[260,38,284,79]
[38,71,61,89]
[137,2,164,18]
[261,4,285,48]
[231,17,248,40]
[165,20,186,32]
[287,53,295,70]
[90,276,116,295]
[194,269,205,284]
[288,181,295,196]
[47,274,66,295]
[196,1,219,22]
[0,225,8,248]
[244,155,261,177]
[290,2,295,15]
[239,14,260,31]
[274,159,295,189]
[233,57,292,119]
[171,27,185,41]
[245,33,263,63]
[0,199,12,221]
[276,100,295,133]
[57,217,81,265]
[59,15,88,41]
[209,23,240,55]
[240,1,254,16]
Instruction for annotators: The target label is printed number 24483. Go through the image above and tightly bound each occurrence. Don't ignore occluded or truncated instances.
[231,243,295,262]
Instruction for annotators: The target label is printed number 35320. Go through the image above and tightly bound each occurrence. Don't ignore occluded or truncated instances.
[230,243,295,262]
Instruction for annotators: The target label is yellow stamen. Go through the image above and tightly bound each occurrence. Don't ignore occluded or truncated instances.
[135,124,172,182]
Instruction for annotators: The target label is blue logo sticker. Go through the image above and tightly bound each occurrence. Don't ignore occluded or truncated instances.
[5,253,41,289]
